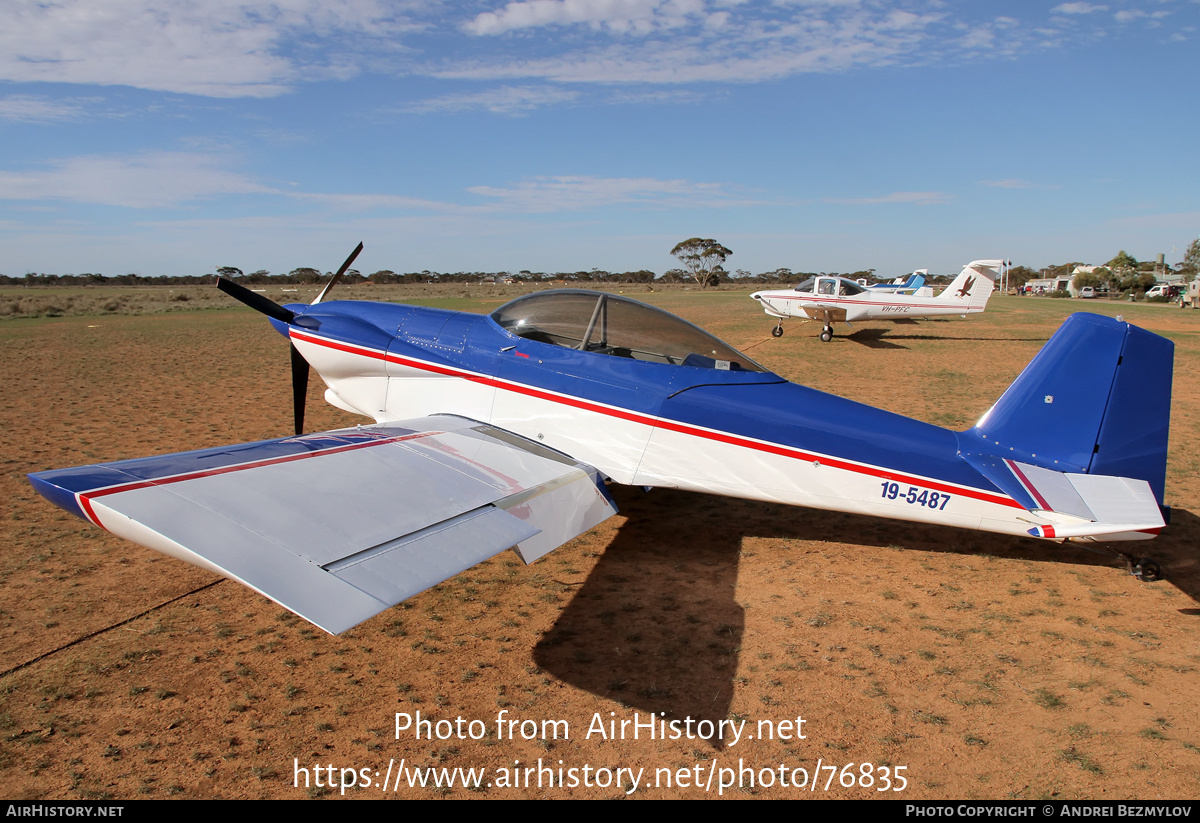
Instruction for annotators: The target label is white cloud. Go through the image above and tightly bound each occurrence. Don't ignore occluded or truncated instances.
[1114,9,1147,23]
[0,0,416,98]
[464,0,708,36]
[605,87,711,104]
[444,4,953,85]
[981,179,1038,189]
[2,0,1182,104]
[401,85,581,114]
[825,191,954,205]
[290,193,461,212]
[0,152,273,208]
[1052,3,1108,14]
[0,155,764,217]
[0,95,89,123]
[466,175,761,211]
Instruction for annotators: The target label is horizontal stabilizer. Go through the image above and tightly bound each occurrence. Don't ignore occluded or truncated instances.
[28,416,617,634]
[961,454,1163,541]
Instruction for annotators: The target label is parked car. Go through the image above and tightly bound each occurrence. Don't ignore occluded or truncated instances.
[1145,284,1182,300]
[1080,286,1096,299]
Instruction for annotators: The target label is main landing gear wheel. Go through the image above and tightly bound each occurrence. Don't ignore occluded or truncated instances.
[1126,556,1163,582]
[819,326,834,342]
[771,325,784,338]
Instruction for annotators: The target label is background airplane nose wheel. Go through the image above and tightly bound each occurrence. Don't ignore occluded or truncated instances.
[820,326,833,342]
[772,325,784,338]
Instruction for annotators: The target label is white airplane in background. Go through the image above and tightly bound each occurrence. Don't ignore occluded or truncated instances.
[752,259,1006,341]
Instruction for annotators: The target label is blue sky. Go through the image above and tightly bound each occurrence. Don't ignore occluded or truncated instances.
[1,0,1196,278]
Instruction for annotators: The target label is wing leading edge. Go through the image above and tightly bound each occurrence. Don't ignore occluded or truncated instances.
[28,416,617,634]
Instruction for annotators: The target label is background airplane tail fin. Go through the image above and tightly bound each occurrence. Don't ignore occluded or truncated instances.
[904,271,927,292]
[961,313,1173,505]
[939,259,1004,310]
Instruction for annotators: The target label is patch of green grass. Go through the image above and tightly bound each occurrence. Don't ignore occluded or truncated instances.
[1033,689,1065,710]
[913,710,948,725]
[1060,748,1103,774]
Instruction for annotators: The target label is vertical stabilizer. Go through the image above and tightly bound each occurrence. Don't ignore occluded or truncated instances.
[938,259,1003,310]
[961,313,1173,504]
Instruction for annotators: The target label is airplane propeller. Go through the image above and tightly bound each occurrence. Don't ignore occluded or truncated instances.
[217,242,363,436]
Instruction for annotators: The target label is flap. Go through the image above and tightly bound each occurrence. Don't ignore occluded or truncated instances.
[29,416,617,634]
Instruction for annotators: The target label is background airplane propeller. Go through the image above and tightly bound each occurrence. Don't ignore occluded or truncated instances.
[217,242,363,435]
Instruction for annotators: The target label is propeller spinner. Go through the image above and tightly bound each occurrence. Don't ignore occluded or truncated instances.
[217,243,363,435]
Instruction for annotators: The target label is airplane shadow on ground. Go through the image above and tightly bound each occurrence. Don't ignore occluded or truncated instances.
[534,486,747,748]
[534,486,1198,747]
[840,327,1050,349]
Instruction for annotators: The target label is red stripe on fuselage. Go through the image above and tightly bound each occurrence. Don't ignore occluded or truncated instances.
[291,330,1022,510]
[767,295,950,311]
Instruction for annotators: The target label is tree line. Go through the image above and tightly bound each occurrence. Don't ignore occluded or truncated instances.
[6,237,1196,289]
[3,266,877,288]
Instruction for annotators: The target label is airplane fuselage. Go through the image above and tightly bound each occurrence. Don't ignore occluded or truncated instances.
[753,288,977,322]
[281,296,1042,540]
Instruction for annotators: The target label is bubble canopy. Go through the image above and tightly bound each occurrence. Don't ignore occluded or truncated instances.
[490,290,765,372]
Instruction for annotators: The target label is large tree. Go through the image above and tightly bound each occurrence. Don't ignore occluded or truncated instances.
[671,238,731,289]
[1180,238,1200,277]
[1106,250,1139,273]
[1072,267,1106,291]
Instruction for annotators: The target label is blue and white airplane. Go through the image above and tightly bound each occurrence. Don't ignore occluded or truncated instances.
[28,246,1173,634]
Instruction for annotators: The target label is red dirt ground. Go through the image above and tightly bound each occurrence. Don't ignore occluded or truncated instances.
[2,295,1198,799]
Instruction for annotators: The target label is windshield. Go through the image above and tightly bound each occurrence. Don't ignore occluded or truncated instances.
[797,277,865,296]
[490,290,765,372]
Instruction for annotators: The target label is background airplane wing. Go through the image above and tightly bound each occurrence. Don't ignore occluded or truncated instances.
[808,303,848,323]
[28,416,617,634]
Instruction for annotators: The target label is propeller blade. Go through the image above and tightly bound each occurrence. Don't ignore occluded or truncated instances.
[217,277,295,324]
[218,244,363,435]
[313,241,364,305]
[290,342,309,436]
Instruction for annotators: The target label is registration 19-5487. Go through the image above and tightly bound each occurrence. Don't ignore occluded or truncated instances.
[880,482,951,510]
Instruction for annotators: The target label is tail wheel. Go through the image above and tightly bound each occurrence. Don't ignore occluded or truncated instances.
[1130,558,1163,582]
